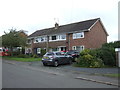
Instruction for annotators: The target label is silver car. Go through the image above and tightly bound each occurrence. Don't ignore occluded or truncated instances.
[42,52,73,67]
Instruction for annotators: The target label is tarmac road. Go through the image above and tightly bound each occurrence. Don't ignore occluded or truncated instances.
[2,61,118,88]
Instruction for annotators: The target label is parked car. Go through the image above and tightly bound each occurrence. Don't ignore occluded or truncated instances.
[0,48,9,56]
[66,50,80,61]
[42,52,73,67]
[60,50,67,55]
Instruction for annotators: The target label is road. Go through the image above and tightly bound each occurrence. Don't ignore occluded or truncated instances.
[2,62,118,88]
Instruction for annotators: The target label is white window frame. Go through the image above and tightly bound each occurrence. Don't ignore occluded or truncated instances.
[37,48,41,54]
[34,36,47,43]
[72,45,84,51]
[34,38,39,43]
[73,32,84,39]
[49,34,66,42]
[72,46,76,50]
[27,39,32,44]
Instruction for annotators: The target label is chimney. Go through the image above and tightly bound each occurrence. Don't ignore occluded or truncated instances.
[55,22,59,29]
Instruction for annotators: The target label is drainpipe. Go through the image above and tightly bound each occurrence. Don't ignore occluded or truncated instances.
[46,36,49,52]
[67,33,70,51]
[31,38,34,54]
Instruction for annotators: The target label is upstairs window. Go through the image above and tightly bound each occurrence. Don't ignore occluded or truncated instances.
[73,32,84,39]
[27,39,32,44]
[34,38,39,43]
[34,36,47,43]
[49,34,66,41]
[52,36,57,40]
[60,34,66,40]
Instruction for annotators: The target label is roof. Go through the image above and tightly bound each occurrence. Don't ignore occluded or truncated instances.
[28,18,105,38]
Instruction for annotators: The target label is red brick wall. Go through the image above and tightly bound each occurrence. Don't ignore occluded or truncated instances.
[69,20,107,49]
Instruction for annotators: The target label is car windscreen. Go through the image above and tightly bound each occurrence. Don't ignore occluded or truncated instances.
[66,51,79,54]
[55,52,62,56]
[46,52,54,55]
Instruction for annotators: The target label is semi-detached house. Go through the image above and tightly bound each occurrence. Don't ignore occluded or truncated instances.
[26,18,108,55]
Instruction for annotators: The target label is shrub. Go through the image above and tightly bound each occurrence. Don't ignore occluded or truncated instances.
[90,58,104,68]
[33,54,39,58]
[41,48,46,56]
[76,49,104,68]
[96,47,116,66]
[17,54,30,58]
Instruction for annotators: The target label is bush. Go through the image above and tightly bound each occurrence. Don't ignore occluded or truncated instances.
[33,54,39,58]
[90,58,104,68]
[41,48,46,56]
[76,49,104,68]
[17,54,30,58]
[96,47,116,66]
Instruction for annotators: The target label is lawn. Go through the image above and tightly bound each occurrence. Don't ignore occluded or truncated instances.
[2,56,42,62]
[103,74,120,78]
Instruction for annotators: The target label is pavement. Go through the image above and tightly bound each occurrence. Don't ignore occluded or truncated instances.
[2,59,119,87]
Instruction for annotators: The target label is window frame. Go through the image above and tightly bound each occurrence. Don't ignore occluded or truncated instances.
[49,34,66,42]
[72,45,84,51]
[73,32,84,39]
[34,36,47,43]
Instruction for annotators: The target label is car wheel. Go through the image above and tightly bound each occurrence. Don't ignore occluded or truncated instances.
[54,61,58,67]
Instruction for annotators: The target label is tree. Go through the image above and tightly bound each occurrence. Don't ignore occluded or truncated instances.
[0,36,2,47]
[2,28,27,55]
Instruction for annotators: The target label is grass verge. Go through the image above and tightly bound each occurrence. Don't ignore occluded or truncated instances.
[103,74,120,78]
[2,56,41,62]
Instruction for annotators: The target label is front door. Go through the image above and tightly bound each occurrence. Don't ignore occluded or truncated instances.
[58,47,66,51]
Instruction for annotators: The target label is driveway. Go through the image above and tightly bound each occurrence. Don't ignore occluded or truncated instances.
[30,61,118,74]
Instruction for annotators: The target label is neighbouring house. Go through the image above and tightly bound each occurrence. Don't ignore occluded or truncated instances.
[26,18,108,55]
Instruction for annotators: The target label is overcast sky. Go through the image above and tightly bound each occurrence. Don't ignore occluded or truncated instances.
[0,0,118,42]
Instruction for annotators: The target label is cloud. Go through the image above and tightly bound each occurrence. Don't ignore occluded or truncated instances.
[0,0,118,42]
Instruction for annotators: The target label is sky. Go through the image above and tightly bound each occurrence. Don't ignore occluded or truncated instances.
[0,0,118,42]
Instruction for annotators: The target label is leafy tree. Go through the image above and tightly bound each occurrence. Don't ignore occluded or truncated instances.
[2,28,27,55]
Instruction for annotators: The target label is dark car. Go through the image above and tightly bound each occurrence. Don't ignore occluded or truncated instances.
[42,52,73,67]
[66,50,79,61]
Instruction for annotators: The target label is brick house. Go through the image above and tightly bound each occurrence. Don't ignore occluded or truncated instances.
[26,18,108,55]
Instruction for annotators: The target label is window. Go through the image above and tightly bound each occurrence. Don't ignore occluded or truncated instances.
[76,46,84,52]
[60,34,66,40]
[72,46,76,50]
[34,38,39,43]
[73,32,84,39]
[41,37,44,41]
[49,34,66,41]
[37,48,41,54]
[39,36,46,42]
[72,45,84,52]
[34,36,47,43]
[27,39,32,44]
[52,36,57,40]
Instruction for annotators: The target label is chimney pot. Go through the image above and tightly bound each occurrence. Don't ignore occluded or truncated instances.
[55,23,59,29]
